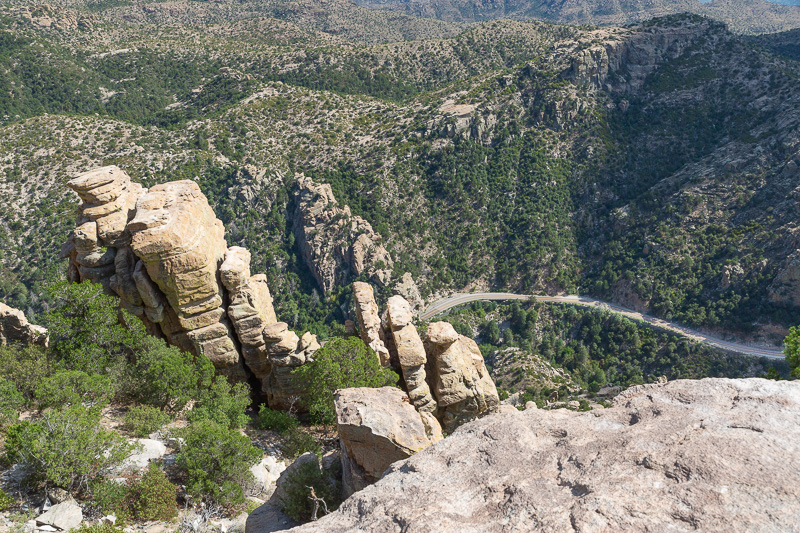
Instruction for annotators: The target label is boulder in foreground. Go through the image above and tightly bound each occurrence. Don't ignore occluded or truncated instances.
[289,378,800,533]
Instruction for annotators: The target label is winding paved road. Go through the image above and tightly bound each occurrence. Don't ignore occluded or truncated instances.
[421,293,785,359]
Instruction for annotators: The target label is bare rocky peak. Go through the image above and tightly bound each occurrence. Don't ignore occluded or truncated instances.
[290,378,800,533]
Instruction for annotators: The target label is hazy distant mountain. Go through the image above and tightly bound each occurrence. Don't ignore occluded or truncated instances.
[353,0,800,33]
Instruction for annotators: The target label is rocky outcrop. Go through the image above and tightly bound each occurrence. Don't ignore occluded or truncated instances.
[768,250,800,307]
[352,282,390,367]
[291,378,800,533]
[392,272,424,317]
[385,296,437,414]
[292,175,393,295]
[568,21,712,93]
[424,321,499,432]
[352,292,498,432]
[64,166,320,403]
[128,179,244,378]
[0,303,48,347]
[334,387,442,497]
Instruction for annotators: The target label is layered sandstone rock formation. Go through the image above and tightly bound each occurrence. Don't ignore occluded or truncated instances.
[64,166,319,401]
[385,296,437,415]
[292,378,800,533]
[352,289,498,432]
[0,303,48,347]
[335,387,442,497]
[292,175,393,295]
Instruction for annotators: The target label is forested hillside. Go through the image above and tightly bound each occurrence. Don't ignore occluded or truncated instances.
[1,4,799,348]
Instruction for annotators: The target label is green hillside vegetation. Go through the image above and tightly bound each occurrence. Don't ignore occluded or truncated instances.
[0,11,798,351]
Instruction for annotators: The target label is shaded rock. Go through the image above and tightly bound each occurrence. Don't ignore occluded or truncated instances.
[290,378,800,533]
[424,322,499,432]
[292,175,393,295]
[0,303,48,347]
[335,387,442,497]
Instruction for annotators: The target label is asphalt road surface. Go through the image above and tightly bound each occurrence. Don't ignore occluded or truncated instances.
[421,293,785,359]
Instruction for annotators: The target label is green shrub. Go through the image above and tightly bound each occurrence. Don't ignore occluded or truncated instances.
[175,420,261,507]
[281,428,321,459]
[5,405,137,491]
[43,281,148,377]
[91,479,132,523]
[130,465,177,521]
[0,344,61,402]
[291,337,398,425]
[256,406,298,433]
[0,378,23,428]
[123,406,172,438]
[92,466,177,522]
[73,523,126,533]
[280,460,340,523]
[188,376,250,429]
[129,337,214,413]
[35,371,114,410]
[785,325,800,379]
[0,487,15,511]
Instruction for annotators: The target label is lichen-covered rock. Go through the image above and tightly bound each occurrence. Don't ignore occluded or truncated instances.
[386,296,437,414]
[0,303,48,347]
[424,321,499,432]
[292,175,393,294]
[334,387,442,497]
[352,282,390,366]
[291,378,800,533]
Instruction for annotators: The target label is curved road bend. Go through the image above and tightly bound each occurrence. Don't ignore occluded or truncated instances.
[421,293,785,359]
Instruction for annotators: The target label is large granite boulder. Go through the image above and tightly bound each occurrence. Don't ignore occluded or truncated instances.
[424,321,499,432]
[335,387,442,497]
[290,378,800,533]
[0,303,48,347]
[128,180,244,379]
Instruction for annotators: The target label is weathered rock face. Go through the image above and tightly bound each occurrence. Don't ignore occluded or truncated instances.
[0,303,48,347]
[128,179,244,378]
[385,296,437,414]
[569,20,711,93]
[352,292,498,433]
[424,321,499,432]
[291,378,800,533]
[392,272,424,317]
[334,387,442,497]
[352,282,390,367]
[292,175,393,295]
[65,166,320,403]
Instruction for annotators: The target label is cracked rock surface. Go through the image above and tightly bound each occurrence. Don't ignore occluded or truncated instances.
[290,378,800,533]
